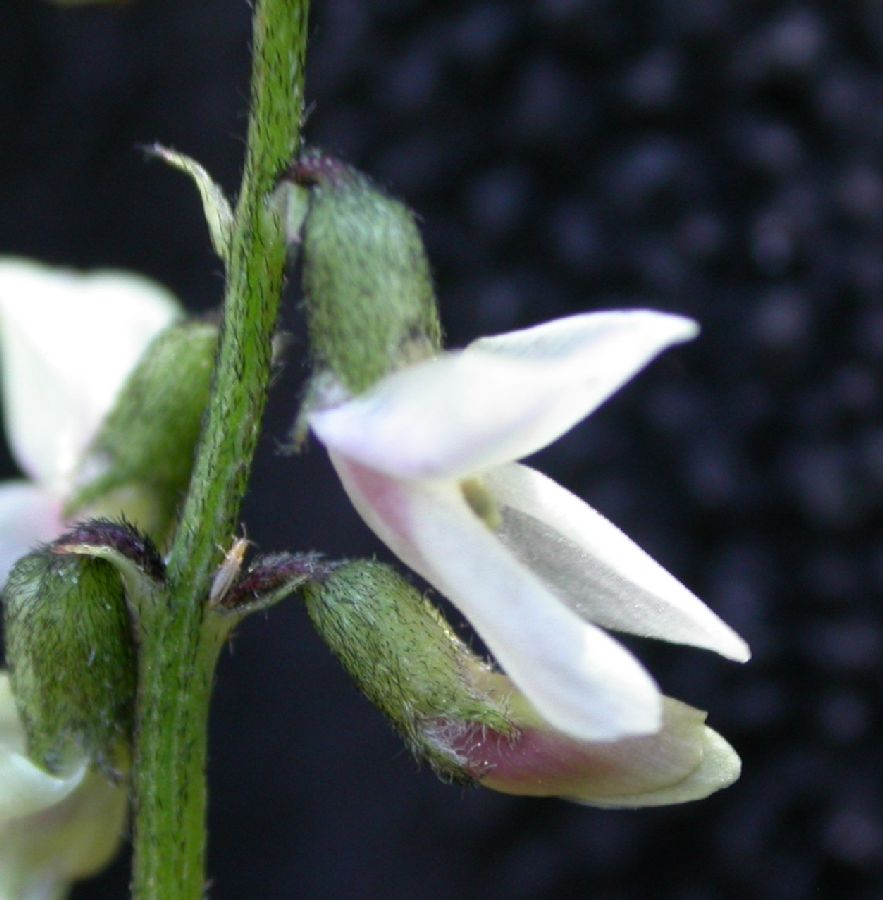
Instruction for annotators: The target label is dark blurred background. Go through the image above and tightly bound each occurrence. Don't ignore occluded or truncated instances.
[2,1,882,897]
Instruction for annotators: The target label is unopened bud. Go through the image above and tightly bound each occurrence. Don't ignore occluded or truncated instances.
[303,560,514,783]
[66,319,217,544]
[304,561,741,806]
[2,544,136,774]
[287,151,442,395]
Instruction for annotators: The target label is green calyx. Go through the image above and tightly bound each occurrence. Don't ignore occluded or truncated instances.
[302,560,515,784]
[65,319,218,546]
[290,151,442,396]
[2,549,136,775]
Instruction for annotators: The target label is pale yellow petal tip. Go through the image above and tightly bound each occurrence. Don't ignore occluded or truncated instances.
[574,727,742,810]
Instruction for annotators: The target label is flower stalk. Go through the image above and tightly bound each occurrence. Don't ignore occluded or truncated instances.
[130,1,310,897]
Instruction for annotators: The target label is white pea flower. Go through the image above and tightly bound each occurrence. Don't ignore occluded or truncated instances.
[0,672,128,900]
[310,310,750,742]
[0,259,180,580]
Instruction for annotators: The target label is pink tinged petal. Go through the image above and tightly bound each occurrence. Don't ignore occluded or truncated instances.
[311,310,698,480]
[0,482,64,586]
[0,259,180,487]
[483,464,751,662]
[331,453,663,741]
[457,686,740,807]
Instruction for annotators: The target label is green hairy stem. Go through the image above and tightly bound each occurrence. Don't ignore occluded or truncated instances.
[130,1,310,896]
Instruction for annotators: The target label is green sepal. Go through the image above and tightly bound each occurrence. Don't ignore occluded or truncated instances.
[2,544,137,775]
[65,319,218,546]
[52,519,166,618]
[205,547,328,652]
[302,560,516,784]
[209,550,328,618]
[288,151,443,396]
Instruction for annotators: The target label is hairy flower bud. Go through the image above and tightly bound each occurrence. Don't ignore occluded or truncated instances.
[303,560,515,783]
[288,151,442,395]
[2,546,135,774]
[66,319,217,544]
[304,560,741,806]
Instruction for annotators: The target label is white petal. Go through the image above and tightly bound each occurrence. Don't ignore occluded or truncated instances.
[483,463,750,661]
[0,674,85,826]
[331,453,663,741]
[0,767,127,900]
[0,482,64,587]
[311,310,698,480]
[0,259,180,487]
[468,308,697,362]
[0,673,127,897]
[0,751,87,827]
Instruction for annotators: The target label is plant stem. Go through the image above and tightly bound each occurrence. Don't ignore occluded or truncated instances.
[130,2,309,897]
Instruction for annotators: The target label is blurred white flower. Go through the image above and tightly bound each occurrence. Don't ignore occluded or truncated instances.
[311,310,750,742]
[0,259,179,580]
[0,671,127,900]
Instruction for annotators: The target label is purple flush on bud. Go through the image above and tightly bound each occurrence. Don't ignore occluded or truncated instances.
[440,674,740,808]
[303,560,742,808]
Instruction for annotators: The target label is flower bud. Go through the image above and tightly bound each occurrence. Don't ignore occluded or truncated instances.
[65,319,217,544]
[302,560,514,783]
[2,546,135,774]
[288,151,442,395]
[304,560,741,806]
